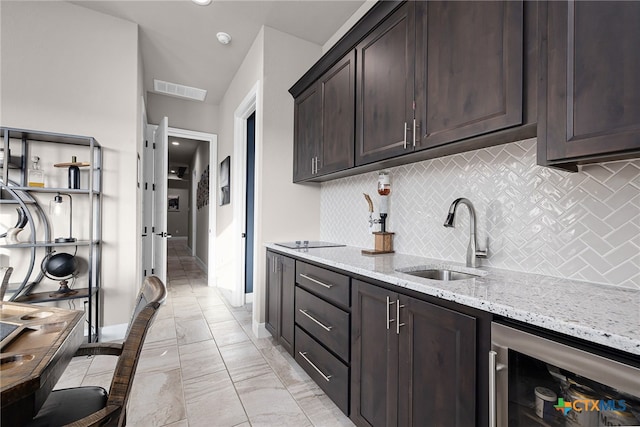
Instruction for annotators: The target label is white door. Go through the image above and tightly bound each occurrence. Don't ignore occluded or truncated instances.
[141,124,156,279]
[152,117,168,284]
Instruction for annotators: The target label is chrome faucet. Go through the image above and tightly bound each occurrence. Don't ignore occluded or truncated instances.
[444,198,488,268]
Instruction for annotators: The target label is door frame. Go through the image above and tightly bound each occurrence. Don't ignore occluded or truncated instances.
[232,81,260,307]
[167,127,217,285]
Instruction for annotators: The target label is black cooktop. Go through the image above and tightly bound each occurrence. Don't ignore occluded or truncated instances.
[275,241,346,249]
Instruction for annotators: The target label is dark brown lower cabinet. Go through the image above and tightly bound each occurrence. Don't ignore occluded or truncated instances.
[265,251,295,355]
[351,280,476,427]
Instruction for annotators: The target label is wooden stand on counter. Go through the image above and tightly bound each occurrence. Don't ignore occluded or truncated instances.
[362,232,395,255]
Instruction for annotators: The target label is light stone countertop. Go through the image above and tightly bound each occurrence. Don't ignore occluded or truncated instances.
[265,243,640,356]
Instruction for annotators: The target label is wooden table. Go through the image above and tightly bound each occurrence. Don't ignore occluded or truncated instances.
[1,302,84,425]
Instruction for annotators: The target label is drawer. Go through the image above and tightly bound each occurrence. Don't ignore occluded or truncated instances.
[295,287,350,363]
[296,261,350,309]
[295,326,349,415]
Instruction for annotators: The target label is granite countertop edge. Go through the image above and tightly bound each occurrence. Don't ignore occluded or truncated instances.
[265,243,640,356]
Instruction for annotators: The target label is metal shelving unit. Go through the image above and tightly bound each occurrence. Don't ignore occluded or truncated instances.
[0,127,102,342]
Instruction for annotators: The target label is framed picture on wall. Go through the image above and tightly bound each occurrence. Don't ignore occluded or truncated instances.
[168,195,180,211]
[219,156,230,206]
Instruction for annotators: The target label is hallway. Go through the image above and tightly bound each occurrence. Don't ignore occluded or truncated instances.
[56,239,353,426]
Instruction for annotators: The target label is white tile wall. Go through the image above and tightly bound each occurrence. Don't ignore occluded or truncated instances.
[320,138,640,289]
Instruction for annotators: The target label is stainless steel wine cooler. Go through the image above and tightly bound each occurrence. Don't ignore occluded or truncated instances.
[490,322,640,427]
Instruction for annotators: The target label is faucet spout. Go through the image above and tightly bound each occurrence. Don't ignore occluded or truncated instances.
[443,198,488,268]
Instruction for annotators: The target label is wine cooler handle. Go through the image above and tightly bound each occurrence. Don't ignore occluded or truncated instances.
[489,350,497,427]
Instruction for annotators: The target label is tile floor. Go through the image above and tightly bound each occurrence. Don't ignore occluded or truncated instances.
[56,239,354,426]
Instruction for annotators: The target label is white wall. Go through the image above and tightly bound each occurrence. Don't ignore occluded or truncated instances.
[1,1,141,326]
[215,26,322,326]
[192,142,209,267]
[322,0,377,53]
[147,92,219,134]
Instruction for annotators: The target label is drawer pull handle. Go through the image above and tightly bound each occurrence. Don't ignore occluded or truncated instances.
[299,273,333,289]
[299,351,332,382]
[299,309,333,332]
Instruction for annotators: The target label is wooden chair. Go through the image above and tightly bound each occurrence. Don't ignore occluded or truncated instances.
[0,267,13,301]
[27,276,167,427]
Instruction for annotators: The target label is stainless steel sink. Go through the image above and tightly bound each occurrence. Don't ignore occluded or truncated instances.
[397,268,482,281]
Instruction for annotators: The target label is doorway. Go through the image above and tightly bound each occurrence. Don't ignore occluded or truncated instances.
[244,112,256,296]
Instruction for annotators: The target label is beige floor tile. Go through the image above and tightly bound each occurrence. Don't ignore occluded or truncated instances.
[175,317,213,345]
[234,372,312,427]
[137,341,181,374]
[218,341,272,383]
[209,319,251,347]
[53,356,92,389]
[178,339,226,380]
[127,368,186,426]
[183,370,248,427]
[202,305,236,323]
[146,316,177,343]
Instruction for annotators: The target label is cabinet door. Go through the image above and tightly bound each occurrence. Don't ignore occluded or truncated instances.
[356,2,415,166]
[317,50,355,176]
[397,295,476,427]
[293,84,320,182]
[265,251,280,337]
[540,1,640,164]
[351,280,398,427]
[415,1,523,150]
[279,255,295,355]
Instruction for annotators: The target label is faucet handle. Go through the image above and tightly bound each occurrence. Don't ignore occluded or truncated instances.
[476,237,489,259]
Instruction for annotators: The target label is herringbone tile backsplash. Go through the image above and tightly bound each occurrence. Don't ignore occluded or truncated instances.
[320,138,640,289]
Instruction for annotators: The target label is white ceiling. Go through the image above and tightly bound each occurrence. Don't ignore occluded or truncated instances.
[71,0,366,106]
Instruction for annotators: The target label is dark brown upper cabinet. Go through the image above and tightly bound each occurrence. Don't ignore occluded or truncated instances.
[355,2,415,166]
[293,52,355,182]
[293,84,320,182]
[538,1,640,171]
[415,1,524,150]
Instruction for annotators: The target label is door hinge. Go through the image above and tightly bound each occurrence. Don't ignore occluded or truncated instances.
[143,269,147,277]
[145,140,148,148]
[153,142,156,149]
[144,226,147,233]
[152,226,155,233]
[144,182,148,190]
[152,183,156,191]
[151,268,155,274]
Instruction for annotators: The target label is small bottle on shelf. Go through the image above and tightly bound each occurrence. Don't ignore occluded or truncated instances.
[28,156,45,187]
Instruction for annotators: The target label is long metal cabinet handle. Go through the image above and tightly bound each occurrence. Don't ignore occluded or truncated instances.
[403,122,408,149]
[299,351,332,382]
[413,119,417,147]
[489,350,497,427]
[299,273,333,289]
[396,300,405,334]
[386,296,396,330]
[299,309,332,331]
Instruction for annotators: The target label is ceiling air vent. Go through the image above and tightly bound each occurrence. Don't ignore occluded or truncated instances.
[153,79,207,102]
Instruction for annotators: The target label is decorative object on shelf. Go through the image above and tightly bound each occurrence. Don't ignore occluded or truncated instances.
[2,207,29,244]
[362,171,395,255]
[0,207,28,242]
[49,193,76,243]
[27,156,45,187]
[219,156,230,206]
[41,251,79,297]
[168,195,179,211]
[54,156,89,189]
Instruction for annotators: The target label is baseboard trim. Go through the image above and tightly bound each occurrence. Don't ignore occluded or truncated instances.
[194,255,207,273]
[252,320,270,339]
[245,293,253,304]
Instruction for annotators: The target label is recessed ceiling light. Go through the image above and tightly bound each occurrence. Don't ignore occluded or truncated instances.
[172,141,180,146]
[217,32,232,45]
[192,0,212,5]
